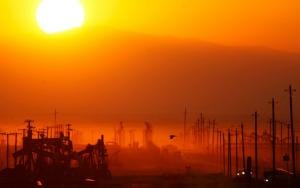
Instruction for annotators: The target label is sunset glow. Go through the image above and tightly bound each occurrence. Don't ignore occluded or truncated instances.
[0,1,300,187]
[36,0,84,33]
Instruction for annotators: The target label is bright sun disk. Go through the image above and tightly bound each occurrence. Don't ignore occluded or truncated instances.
[36,0,84,34]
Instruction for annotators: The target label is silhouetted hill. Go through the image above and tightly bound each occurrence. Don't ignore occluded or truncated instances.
[0,28,299,123]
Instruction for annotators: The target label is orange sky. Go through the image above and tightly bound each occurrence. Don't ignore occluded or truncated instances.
[0,0,299,128]
[1,0,300,52]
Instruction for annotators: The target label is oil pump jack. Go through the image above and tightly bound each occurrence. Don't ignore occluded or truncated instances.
[77,135,111,180]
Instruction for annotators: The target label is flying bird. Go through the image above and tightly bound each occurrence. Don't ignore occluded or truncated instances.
[169,135,176,139]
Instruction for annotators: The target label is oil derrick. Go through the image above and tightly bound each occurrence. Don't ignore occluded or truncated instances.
[129,129,138,148]
[144,122,153,148]
[115,122,125,147]
[77,135,111,180]
[192,118,200,147]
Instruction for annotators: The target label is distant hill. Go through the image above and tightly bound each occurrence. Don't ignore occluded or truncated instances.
[0,28,299,123]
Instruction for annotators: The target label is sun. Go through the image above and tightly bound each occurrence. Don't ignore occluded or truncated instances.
[36,0,85,34]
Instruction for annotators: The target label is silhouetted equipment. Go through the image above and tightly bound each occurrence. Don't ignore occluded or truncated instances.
[271,97,277,174]
[241,122,246,171]
[13,120,74,174]
[66,123,72,138]
[228,129,232,177]
[192,117,201,146]
[0,133,8,169]
[269,119,272,137]
[280,122,283,144]
[191,114,213,148]
[207,120,211,150]
[129,129,137,148]
[235,128,238,175]
[144,122,153,148]
[253,111,258,180]
[212,120,216,153]
[183,107,187,145]
[77,134,111,179]
[246,156,252,177]
[283,153,290,165]
[287,123,290,152]
[54,109,57,126]
[222,132,226,175]
[0,132,19,169]
[0,120,111,186]
[115,122,125,147]
[218,131,222,170]
[200,113,204,144]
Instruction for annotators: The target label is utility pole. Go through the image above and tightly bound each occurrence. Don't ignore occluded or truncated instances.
[223,132,226,175]
[287,124,290,152]
[212,120,215,153]
[269,119,272,137]
[253,111,258,180]
[184,107,187,145]
[235,128,239,175]
[14,133,18,167]
[286,85,296,177]
[219,131,222,170]
[199,113,203,144]
[280,122,283,144]
[216,130,219,160]
[202,114,205,144]
[208,120,211,150]
[228,129,232,177]
[271,98,276,174]
[6,134,9,168]
[202,114,205,145]
[241,122,246,171]
[195,118,200,146]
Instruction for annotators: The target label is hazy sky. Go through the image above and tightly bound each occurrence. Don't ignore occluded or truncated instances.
[0,0,299,127]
